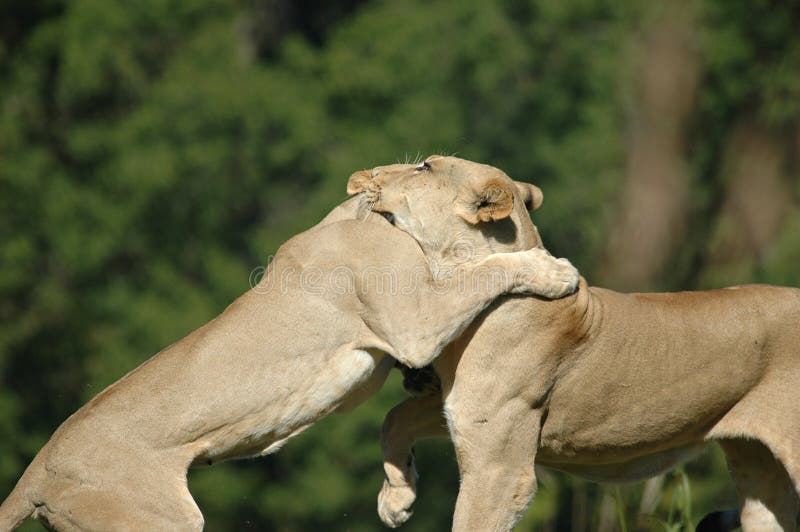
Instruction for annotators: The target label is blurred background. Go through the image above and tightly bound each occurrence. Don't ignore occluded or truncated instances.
[2,0,799,530]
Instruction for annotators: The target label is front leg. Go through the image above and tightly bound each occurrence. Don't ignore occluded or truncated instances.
[361,247,578,368]
[446,393,543,532]
[378,394,449,528]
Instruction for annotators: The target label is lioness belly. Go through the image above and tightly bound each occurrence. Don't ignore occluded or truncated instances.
[540,443,707,483]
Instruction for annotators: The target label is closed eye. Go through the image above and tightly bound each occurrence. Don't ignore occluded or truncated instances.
[414,161,431,173]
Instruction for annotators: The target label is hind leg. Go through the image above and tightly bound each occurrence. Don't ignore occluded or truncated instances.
[720,438,799,531]
[36,478,204,532]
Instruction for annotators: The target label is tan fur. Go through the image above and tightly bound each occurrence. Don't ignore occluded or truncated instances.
[369,156,800,532]
[346,155,552,282]
[454,177,514,224]
[0,194,580,531]
[514,181,543,211]
[345,169,373,196]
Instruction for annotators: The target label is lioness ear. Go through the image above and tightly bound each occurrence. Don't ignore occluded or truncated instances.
[347,170,372,195]
[456,178,515,224]
[514,181,544,211]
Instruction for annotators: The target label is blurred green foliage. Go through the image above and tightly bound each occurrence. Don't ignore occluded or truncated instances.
[1,0,799,530]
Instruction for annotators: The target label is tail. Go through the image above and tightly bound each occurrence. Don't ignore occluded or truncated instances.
[0,479,35,531]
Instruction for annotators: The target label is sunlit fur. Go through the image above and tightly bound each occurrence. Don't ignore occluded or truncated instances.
[373,156,800,532]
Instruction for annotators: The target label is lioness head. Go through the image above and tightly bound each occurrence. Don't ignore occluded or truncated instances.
[347,155,545,275]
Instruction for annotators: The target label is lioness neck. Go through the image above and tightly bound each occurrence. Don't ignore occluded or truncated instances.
[515,211,544,250]
[562,279,602,349]
[517,278,601,357]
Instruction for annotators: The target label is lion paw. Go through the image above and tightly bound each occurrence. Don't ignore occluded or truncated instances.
[546,257,580,297]
[512,252,580,299]
[378,480,416,528]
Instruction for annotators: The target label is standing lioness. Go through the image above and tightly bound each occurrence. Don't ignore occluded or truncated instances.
[0,191,579,531]
[349,155,800,532]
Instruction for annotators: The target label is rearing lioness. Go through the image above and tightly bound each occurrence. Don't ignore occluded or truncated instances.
[0,189,579,530]
[347,155,800,532]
